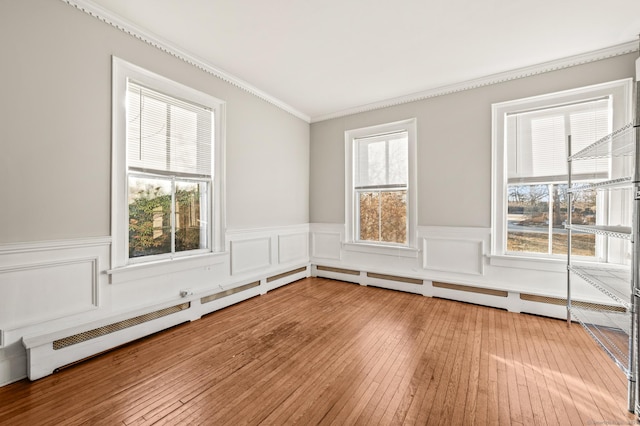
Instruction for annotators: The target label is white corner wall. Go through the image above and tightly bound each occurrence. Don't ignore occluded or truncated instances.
[0,0,309,386]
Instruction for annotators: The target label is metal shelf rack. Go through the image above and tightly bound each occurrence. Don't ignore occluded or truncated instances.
[566,117,639,413]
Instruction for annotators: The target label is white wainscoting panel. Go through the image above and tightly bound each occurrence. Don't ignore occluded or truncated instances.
[230,237,272,276]
[0,237,111,333]
[423,238,484,275]
[278,233,308,264]
[0,258,99,329]
[418,226,490,276]
[311,232,342,260]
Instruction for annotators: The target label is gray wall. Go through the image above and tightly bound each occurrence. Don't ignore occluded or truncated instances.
[310,53,637,227]
[0,0,309,243]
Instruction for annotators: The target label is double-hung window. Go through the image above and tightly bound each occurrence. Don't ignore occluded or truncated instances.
[345,119,417,248]
[492,79,633,262]
[112,57,225,268]
[126,83,212,260]
[505,99,610,256]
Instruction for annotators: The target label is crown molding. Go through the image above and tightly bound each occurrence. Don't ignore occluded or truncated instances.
[311,40,639,123]
[59,0,311,123]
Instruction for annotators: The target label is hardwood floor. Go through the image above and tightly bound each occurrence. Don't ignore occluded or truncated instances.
[0,277,633,425]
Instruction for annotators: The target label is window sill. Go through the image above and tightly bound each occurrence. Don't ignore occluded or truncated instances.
[489,252,620,272]
[342,242,419,258]
[488,254,567,272]
[107,252,228,284]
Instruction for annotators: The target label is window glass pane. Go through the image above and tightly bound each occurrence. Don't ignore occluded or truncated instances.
[529,115,565,178]
[552,187,597,256]
[128,94,169,172]
[170,105,199,174]
[380,190,407,244]
[175,181,207,252]
[358,190,407,244]
[507,98,610,181]
[128,176,172,258]
[127,82,212,176]
[387,137,408,185]
[359,191,380,242]
[354,132,408,187]
[507,184,550,253]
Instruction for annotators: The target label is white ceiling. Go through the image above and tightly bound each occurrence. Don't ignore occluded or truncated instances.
[88,0,640,121]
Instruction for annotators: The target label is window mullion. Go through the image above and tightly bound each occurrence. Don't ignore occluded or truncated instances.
[548,183,553,255]
[378,190,382,242]
[171,177,176,255]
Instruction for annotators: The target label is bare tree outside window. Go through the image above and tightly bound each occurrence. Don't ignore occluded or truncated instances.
[354,132,408,245]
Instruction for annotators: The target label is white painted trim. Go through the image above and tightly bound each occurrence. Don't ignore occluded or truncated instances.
[0,257,103,331]
[225,223,310,238]
[488,254,567,272]
[0,237,111,254]
[422,237,484,275]
[230,237,273,276]
[344,118,418,249]
[0,257,99,291]
[342,242,419,258]
[311,40,639,123]
[106,252,228,285]
[278,233,309,265]
[111,56,227,268]
[59,0,310,123]
[310,231,343,260]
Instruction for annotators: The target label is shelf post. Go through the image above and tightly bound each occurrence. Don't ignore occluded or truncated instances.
[567,135,573,326]
[632,78,640,413]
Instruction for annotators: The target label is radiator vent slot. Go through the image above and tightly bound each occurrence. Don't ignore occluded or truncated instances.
[520,293,625,313]
[367,272,423,285]
[53,302,190,350]
[267,267,307,283]
[201,281,260,304]
[433,282,508,297]
[316,265,360,276]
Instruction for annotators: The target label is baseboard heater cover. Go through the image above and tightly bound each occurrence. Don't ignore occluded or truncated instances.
[267,267,307,283]
[367,272,423,285]
[53,303,190,350]
[520,293,625,313]
[315,265,360,276]
[433,281,508,297]
[201,281,260,304]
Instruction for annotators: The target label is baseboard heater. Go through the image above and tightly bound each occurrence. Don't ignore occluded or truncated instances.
[201,281,260,304]
[53,303,190,350]
[23,280,265,381]
[315,265,360,276]
[520,293,625,313]
[267,267,307,283]
[433,281,508,297]
[367,272,423,285]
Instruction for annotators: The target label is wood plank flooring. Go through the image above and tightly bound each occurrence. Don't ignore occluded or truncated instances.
[0,277,633,425]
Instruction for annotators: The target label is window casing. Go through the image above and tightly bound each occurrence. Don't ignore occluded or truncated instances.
[345,119,417,249]
[491,79,633,263]
[112,57,225,268]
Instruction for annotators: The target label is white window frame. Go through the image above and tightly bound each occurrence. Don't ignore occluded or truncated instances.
[345,118,418,255]
[491,79,633,267]
[111,57,226,270]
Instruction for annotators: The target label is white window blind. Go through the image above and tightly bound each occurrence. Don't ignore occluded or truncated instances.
[127,81,213,177]
[354,132,408,188]
[507,98,610,183]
